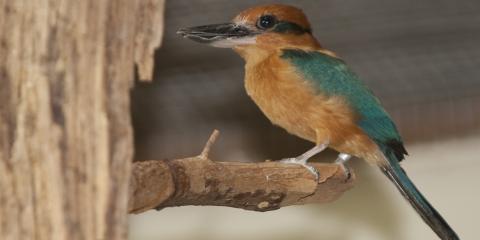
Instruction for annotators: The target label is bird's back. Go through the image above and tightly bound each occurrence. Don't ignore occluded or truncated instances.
[280,49,407,162]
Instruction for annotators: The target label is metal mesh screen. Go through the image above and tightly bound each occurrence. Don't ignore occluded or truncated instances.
[132,0,480,161]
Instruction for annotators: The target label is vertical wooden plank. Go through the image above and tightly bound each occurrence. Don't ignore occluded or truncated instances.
[0,0,165,239]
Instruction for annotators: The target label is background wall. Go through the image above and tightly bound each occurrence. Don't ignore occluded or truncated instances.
[130,0,480,239]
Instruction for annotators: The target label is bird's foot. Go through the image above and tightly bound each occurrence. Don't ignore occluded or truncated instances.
[279,158,319,180]
[334,153,352,181]
[277,144,329,181]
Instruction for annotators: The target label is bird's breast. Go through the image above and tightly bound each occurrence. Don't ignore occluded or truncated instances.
[244,55,320,142]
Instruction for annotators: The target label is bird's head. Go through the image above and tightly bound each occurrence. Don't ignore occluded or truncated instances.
[177,4,320,53]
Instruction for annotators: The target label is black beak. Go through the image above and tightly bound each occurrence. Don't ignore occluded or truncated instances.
[177,23,253,44]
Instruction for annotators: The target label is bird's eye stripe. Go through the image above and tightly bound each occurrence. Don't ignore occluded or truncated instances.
[256,15,310,34]
[273,21,311,34]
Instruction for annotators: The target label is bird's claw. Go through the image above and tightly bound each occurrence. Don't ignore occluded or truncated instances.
[279,158,300,164]
[279,158,320,180]
[336,162,352,181]
[334,153,352,182]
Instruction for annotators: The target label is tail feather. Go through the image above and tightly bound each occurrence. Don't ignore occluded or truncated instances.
[380,155,459,240]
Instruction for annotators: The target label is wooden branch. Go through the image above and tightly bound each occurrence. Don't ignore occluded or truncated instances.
[129,159,354,213]
[129,131,355,213]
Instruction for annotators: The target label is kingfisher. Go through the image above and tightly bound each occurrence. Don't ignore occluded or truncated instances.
[178,4,459,240]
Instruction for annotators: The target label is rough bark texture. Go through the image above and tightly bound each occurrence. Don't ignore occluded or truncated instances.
[128,131,354,213]
[0,1,164,240]
[129,158,355,213]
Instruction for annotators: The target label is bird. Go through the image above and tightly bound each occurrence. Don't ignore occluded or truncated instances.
[177,4,459,240]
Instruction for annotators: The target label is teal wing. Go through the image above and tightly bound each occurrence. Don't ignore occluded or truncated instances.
[281,49,461,239]
[281,49,407,161]
[281,49,462,239]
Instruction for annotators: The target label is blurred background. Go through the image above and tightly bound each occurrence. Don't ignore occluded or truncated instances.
[130,0,480,239]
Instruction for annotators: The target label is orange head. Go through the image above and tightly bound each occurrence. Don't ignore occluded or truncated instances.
[177,4,321,51]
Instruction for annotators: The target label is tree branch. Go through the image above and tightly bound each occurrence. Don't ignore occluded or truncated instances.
[128,131,355,213]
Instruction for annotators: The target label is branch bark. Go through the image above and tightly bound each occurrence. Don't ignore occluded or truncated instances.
[129,159,354,213]
[129,132,355,213]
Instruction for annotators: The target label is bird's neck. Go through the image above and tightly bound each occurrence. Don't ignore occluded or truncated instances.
[234,46,272,67]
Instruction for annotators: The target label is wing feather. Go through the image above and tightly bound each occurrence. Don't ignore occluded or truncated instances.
[281,49,407,160]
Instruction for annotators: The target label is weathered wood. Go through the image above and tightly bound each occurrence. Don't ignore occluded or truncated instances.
[134,0,166,81]
[129,159,354,213]
[0,1,164,240]
[129,131,354,213]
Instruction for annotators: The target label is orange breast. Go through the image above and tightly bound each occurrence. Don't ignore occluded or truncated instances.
[243,50,381,162]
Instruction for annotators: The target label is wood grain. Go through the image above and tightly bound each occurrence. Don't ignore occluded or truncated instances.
[0,0,165,240]
[129,158,354,213]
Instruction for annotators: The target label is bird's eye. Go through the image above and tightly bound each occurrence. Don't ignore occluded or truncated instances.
[257,15,277,30]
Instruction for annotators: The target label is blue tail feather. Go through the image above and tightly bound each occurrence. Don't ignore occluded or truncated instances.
[380,151,459,240]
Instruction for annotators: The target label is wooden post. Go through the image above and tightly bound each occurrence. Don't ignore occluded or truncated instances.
[0,0,165,239]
